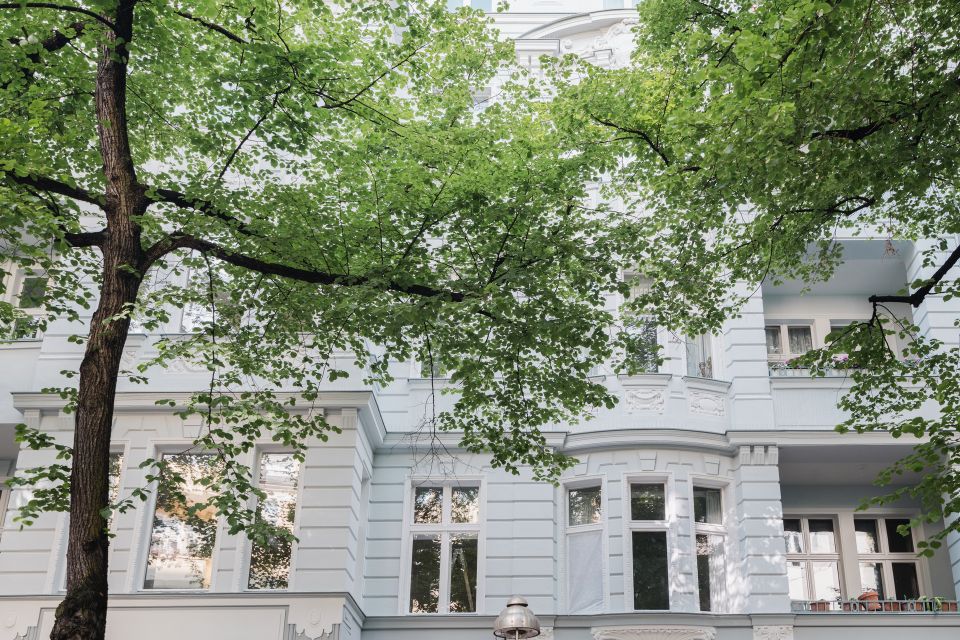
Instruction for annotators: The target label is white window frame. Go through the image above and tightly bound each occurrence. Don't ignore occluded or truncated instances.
[135,445,226,592]
[765,323,816,362]
[2,267,47,341]
[238,447,304,592]
[400,476,485,615]
[783,515,845,601]
[688,477,729,612]
[853,515,926,600]
[561,475,609,613]
[619,275,661,375]
[621,472,675,612]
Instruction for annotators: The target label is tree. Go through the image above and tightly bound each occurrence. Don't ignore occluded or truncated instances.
[552,0,960,551]
[0,2,630,637]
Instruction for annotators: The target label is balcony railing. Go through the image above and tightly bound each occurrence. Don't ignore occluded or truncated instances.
[793,599,959,613]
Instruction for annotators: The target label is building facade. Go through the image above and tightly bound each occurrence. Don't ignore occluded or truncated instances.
[1,3,960,640]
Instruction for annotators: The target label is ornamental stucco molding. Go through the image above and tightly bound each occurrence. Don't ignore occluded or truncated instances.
[688,388,726,416]
[592,626,717,640]
[752,626,794,640]
[624,386,666,413]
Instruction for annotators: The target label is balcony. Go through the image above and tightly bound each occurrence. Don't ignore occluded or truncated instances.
[793,599,959,613]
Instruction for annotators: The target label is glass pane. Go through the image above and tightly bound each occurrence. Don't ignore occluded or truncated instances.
[810,561,841,601]
[623,319,659,373]
[855,520,879,553]
[783,519,803,554]
[17,276,47,309]
[451,487,479,524]
[632,531,669,610]
[696,534,723,611]
[449,534,478,612]
[686,334,712,378]
[248,453,301,589]
[693,487,722,524]
[410,534,441,613]
[413,487,442,524]
[630,483,665,521]
[765,326,782,355]
[859,562,885,599]
[144,454,224,589]
[787,561,807,600]
[885,519,914,552]
[891,563,920,600]
[471,0,492,10]
[568,530,603,613]
[568,486,602,526]
[788,326,813,354]
[808,519,836,553]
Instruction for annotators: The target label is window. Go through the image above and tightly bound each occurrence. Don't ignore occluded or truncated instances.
[627,481,669,610]
[566,484,604,613]
[783,517,842,602]
[408,484,480,613]
[4,271,47,340]
[766,324,814,360]
[620,276,659,374]
[685,334,714,378]
[144,454,225,589]
[855,518,921,600]
[692,486,725,611]
[248,453,301,590]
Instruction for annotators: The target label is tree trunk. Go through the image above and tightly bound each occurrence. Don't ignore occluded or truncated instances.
[51,2,143,638]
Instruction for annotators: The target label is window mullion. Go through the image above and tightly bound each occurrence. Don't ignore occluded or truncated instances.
[439,531,451,613]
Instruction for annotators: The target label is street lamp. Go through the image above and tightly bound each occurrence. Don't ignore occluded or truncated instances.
[493,596,540,640]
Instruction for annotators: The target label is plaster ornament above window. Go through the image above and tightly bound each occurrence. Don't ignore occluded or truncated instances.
[167,356,210,374]
[688,389,725,416]
[592,626,717,640]
[624,387,665,413]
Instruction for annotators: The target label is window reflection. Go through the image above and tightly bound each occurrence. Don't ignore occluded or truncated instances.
[448,534,478,612]
[630,484,665,521]
[451,487,479,524]
[568,486,602,526]
[144,454,224,589]
[410,534,441,613]
[248,453,301,590]
[414,487,442,524]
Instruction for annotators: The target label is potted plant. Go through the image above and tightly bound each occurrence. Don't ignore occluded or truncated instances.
[933,596,958,612]
[858,589,881,611]
[842,598,861,612]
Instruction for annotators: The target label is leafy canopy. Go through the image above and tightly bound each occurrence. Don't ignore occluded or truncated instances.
[550,0,960,548]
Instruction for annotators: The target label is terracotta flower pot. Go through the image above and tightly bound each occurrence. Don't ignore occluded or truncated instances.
[883,601,902,611]
[943,601,958,612]
[810,600,831,612]
[858,590,881,611]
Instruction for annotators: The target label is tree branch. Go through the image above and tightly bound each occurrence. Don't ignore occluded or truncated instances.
[172,9,247,44]
[2,170,104,206]
[0,3,114,30]
[142,232,470,302]
[870,242,960,308]
[217,88,287,181]
[149,187,258,237]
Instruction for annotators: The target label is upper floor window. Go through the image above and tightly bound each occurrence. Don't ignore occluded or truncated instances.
[566,483,604,613]
[620,277,659,374]
[692,486,725,611]
[144,453,224,590]
[685,334,714,378]
[408,484,481,613]
[4,270,47,340]
[784,517,842,602]
[855,518,920,600]
[627,481,669,610]
[766,324,813,360]
[247,453,301,590]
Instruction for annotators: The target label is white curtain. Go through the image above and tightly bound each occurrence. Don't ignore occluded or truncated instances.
[567,530,604,613]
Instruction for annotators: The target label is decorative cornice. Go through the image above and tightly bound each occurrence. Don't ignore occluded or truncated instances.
[753,626,794,640]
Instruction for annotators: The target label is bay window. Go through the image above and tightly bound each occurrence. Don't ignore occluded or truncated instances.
[627,481,669,610]
[565,483,604,613]
[407,484,481,614]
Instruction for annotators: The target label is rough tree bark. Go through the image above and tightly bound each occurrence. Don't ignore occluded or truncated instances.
[50,2,145,638]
